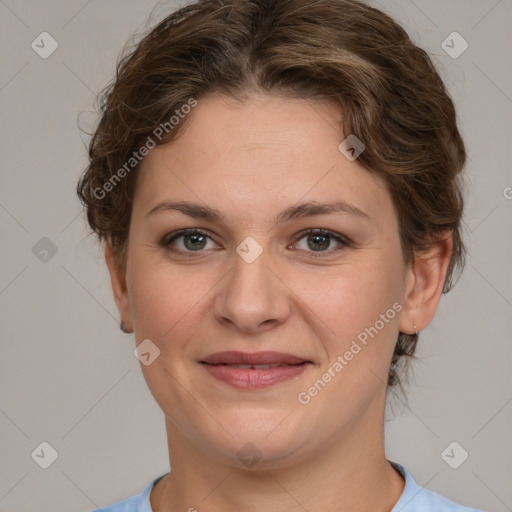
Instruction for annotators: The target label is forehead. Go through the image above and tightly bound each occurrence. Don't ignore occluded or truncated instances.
[133,93,394,226]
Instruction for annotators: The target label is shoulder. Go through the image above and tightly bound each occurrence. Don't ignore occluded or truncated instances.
[390,461,484,512]
[91,474,166,512]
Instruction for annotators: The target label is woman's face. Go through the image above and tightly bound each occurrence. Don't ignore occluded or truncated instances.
[108,93,431,469]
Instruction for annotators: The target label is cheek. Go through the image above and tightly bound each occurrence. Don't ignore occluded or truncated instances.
[298,258,401,340]
[127,261,211,426]
[294,260,403,408]
[129,255,222,351]
[127,258,213,342]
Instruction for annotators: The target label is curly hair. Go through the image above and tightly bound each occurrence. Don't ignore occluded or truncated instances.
[77,0,466,393]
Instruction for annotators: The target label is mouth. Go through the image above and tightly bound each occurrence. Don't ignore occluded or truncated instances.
[206,363,302,369]
[199,351,313,389]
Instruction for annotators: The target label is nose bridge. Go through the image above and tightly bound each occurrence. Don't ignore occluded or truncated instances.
[214,236,289,332]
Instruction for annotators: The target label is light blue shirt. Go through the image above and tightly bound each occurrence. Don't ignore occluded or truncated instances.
[92,461,483,511]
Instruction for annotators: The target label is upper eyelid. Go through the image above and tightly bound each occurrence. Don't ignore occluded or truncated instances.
[164,228,214,244]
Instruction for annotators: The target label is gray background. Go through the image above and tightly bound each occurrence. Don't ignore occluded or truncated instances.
[0,1,511,511]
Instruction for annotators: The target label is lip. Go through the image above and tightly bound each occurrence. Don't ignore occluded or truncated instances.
[199,351,312,389]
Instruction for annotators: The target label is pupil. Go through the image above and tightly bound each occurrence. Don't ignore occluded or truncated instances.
[185,234,206,250]
[308,233,329,251]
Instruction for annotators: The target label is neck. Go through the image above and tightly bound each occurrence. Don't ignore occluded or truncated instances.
[151,399,404,512]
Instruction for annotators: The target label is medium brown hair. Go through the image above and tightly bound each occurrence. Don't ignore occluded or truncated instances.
[77,0,466,392]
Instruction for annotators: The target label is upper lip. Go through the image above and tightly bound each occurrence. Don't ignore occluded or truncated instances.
[200,351,310,365]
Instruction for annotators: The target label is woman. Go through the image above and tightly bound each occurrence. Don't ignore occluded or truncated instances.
[77,0,483,510]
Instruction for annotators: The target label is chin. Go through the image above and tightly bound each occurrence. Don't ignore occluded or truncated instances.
[196,412,316,470]
[216,437,308,471]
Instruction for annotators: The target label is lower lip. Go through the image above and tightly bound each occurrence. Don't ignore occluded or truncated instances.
[200,363,311,389]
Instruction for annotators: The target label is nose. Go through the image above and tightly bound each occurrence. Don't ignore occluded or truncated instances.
[213,242,291,334]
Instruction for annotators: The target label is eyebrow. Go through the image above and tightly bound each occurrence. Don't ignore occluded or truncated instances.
[145,200,370,223]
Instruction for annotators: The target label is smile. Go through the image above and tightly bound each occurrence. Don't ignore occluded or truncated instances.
[200,362,311,389]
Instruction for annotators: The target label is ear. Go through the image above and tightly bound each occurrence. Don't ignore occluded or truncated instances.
[399,232,453,335]
[105,239,133,332]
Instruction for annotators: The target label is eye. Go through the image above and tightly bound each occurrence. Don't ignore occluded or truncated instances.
[161,227,350,256]
[161,229,219,253]
[292,228,349,255]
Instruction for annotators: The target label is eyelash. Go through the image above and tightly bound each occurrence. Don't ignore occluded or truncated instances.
[160,228,351,257]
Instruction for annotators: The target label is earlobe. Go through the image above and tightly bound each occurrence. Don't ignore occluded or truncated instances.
[399,232,453,335]
[105,239,133,332]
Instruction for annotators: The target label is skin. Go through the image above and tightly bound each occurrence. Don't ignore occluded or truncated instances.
[105,92,452,512]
